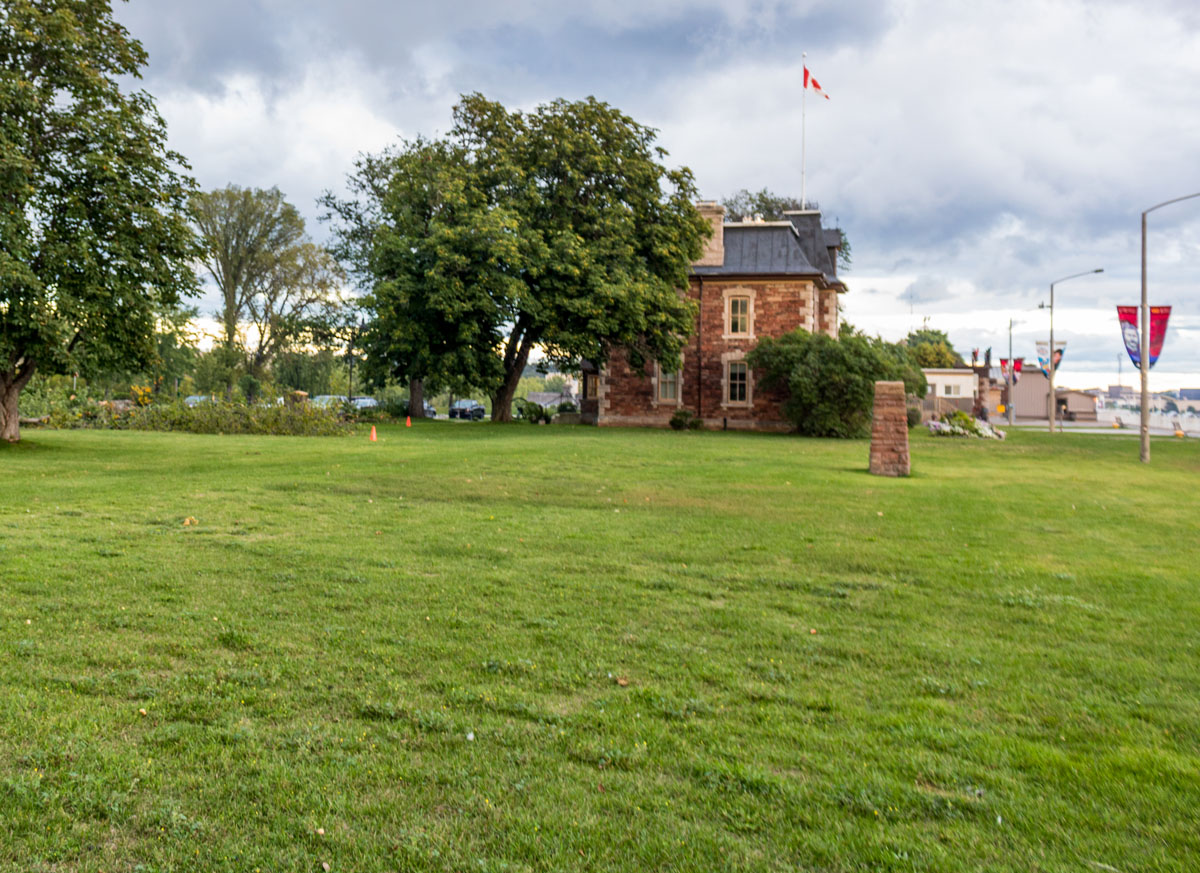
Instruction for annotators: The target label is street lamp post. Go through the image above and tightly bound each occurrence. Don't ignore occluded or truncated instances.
[1045,269,1104,434]
[1140,192,1200,463]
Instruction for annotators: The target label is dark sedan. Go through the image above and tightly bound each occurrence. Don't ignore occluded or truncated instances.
[449,399,486,420]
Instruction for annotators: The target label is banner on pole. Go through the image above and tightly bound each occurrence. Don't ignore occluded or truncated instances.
[1036,342,1065,378]
[1117,305,1172,369]
[999,358,1024,384]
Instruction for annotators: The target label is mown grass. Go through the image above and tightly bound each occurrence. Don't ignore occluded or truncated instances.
[1,423,1198,872]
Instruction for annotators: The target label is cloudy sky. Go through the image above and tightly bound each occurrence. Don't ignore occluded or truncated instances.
[115,0,1200,389]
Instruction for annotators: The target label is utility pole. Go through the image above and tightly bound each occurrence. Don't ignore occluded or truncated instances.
[1046,269,1104,434]
[1140,192,1200,463]
[1007,318,1015,427]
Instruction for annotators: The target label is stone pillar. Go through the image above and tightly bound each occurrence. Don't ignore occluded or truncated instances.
[869,381,910,477]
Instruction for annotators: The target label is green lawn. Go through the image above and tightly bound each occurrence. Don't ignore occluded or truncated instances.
[2,424,1198,872]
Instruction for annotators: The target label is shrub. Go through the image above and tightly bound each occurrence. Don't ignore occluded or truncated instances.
[907,406,922,429]
[556,401,577,414]
[927,409,1005,440]
[130,385,154,407]
[669,408,703,431]
[516,399,551,424]
[48,401,352,437]
[747,325,927,438]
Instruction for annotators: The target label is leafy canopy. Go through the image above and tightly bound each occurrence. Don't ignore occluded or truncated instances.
[324,93,709,421]
[1,0,198,441]
[747,325,927,438]
[904,326,966,368]
[193,185,346,378]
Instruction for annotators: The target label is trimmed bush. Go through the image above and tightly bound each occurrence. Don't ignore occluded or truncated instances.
[48,401,352,436]
[669,408,703,431]
[516,399,551,424]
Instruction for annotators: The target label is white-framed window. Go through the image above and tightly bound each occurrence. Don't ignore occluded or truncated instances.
[652,359,683,407]
[943,383,961,396]
[729,296,750,335]
[584,373,598,399]
[727,361,748,403]
[721,287,756,339]
[658,369,679,402]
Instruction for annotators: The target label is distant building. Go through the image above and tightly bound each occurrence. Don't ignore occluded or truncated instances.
[920,368,978,418]
[582,202,846,430]
[525,390,576,410]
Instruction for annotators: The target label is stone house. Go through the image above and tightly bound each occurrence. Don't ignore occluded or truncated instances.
[581,202,846,430]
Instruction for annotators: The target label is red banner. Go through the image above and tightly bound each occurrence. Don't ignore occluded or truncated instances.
[999,358,1024,384]
[1117,306,1172,368]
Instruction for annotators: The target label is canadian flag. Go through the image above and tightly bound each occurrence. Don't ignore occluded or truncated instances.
[804,66,829,100]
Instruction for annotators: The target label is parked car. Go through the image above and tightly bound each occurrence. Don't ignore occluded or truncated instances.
[422,402,437,418]
[311,394,349,408]
[449,399,486,420]
[351,397,379,410]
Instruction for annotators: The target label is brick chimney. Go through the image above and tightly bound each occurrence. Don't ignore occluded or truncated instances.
[694,201,725,267]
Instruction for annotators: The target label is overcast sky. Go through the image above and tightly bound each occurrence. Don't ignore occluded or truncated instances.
[115,0,1200,389]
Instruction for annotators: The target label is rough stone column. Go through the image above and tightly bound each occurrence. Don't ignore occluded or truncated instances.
[869,381,910,477]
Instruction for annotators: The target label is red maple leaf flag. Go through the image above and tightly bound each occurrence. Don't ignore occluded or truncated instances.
[804,66,830,100]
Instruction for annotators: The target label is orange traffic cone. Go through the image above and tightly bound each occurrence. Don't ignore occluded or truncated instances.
[406,416,412,428]
[369,425,377,442]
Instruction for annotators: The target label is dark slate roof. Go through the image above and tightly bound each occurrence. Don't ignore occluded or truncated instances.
[692,212,845,290]
[692,225,821,276]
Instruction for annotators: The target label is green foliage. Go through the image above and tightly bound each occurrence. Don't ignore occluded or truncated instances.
[556,400,577,414]
[907,405,922,429]
[516,398,551,424]
[191,347,242,397]
[324,136,507,401]
[324,94,708,421]
[929,409,1006,440]
[909,340,959,369]
[721,188,852,271]
[47,400,351,436]
[1,0,200,441]
[669,408,703,430]
[905,327,965,367]
[273,349,339,396]
[192,186,347,378]
[748,325,927,438]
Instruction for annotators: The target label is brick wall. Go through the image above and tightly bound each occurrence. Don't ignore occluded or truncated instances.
[600,276,829,431]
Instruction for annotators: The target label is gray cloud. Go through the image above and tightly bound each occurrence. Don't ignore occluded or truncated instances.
[110,0,1200,381]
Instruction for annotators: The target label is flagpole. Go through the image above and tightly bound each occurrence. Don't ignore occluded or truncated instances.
[801,52,807,209]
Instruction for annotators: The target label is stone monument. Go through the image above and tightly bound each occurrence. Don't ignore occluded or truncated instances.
[869,381,910,477]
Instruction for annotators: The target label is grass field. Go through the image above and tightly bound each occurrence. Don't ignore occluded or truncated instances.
[2,423,1198,872]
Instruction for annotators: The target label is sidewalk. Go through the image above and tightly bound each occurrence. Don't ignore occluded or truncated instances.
[1003,419,1192,437]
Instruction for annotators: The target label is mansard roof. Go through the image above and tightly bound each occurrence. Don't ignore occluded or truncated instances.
[691,210,845,290]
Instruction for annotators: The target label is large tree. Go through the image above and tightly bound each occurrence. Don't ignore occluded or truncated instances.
[323,137,507,416]
[904,326,966,368]
[0,0,198,442]
[193,185,345,385]
[326,94,709,421]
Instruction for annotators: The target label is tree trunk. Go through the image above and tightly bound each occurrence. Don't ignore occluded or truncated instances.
[1,359,37,443]
[409,378,425,418]
[491,339,534,422]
